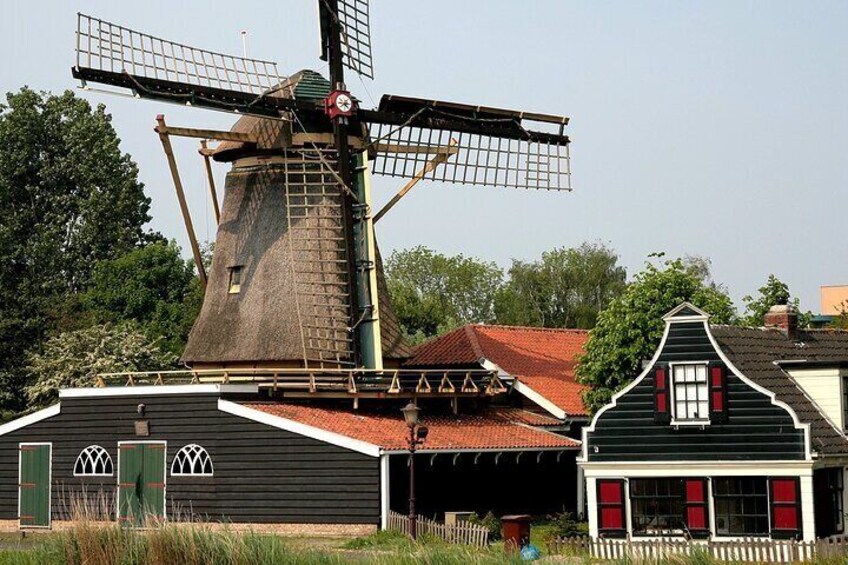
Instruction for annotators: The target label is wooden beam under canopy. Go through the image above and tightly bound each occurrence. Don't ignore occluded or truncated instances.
[156,124,259,143]
[199,140,221,224]
[154,115,207,290]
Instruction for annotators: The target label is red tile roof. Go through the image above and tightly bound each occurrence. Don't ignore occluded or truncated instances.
[407,325,589,417]
[241,403,579,452]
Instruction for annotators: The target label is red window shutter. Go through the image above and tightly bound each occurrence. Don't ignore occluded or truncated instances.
[654,365,671,424]
[684,478,709,537]
[709,363,728,424]
[597,479,626,537]
[769,477,802,538]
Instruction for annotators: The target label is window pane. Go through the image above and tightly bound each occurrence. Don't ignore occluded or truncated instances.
[630,479,685,536]
[672,365,709,421]
[712,477,769,536]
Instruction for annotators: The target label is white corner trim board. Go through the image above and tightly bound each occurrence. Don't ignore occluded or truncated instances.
[0,404,60,437]
[59,384,258,398]
[217,399,381,458]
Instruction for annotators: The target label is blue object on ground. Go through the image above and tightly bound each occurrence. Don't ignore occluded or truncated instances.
[520,544,541,561]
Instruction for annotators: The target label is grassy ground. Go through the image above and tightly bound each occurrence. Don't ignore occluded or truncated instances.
[4,526,844,564]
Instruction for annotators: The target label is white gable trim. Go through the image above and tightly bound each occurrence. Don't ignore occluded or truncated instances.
[703,325,812,459]
[0,404,60,437]
[217,400,380,457]
[578,313,812,463]
[481,358,569,420]
[578,321,673,462]
[59,384,258,398]
[662,302,709,321]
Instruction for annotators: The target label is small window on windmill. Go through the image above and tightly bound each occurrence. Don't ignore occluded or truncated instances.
[228,266,243,294]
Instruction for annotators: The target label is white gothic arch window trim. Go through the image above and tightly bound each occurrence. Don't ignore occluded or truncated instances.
[73,445,114,477]
[171,444,214,476]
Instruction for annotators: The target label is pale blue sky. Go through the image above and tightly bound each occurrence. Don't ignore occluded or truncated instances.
[1,1,846,312]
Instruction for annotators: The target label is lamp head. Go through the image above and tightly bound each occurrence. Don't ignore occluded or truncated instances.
[401,402,420,428]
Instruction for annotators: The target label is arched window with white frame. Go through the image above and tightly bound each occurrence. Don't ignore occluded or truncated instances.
[74,445,114,476]
[171,444,213,476]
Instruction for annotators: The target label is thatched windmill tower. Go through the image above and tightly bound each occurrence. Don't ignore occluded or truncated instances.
[72,2,572,375]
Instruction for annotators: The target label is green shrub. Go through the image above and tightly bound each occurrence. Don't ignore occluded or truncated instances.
[544,511,588,540]
[466,511,502,542]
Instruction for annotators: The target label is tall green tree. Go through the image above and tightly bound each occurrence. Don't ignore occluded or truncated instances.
[385,246,503,344]
[0,88,151,409]
[740,274,810,328]
[495,242,626,329]
[81,241,202,356]
[576,255,736,414]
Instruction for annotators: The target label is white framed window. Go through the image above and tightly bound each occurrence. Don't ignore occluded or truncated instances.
[671,363,709,423]
[171,444,213,476]
[73,445,114,476]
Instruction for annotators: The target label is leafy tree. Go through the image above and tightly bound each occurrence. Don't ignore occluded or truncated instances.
[81,241,202,356]
[740,274,811,328]
[576,255,736,414]
[385,246,503,343]
[830,302,848,330]
[494,242,626,329]
[0,88,152,409]
[24,323,176,408]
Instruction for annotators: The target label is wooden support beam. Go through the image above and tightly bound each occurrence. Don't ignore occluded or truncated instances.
[373,139,458,223]
[154,115,207,290]
[156,123,259,143]
[373,143,459,155]
[199,140,221,224]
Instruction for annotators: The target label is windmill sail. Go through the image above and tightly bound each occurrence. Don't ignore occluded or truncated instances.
[362,95,572,191]
[319,0,374,79]
[73,13,303,117]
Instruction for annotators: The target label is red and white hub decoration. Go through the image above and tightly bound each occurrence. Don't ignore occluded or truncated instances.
[324,90,355,120]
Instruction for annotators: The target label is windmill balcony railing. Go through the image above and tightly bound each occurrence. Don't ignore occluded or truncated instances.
[92,368,508,397]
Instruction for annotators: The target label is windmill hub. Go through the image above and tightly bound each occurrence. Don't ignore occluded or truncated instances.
[325,90,355,120]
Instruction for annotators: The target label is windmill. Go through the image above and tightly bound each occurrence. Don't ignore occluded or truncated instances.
[71,1,571,377]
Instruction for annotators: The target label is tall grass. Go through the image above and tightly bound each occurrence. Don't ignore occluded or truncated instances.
[19,521,529,565]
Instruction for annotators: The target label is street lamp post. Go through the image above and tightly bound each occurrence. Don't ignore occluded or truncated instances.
[401,401,427,541]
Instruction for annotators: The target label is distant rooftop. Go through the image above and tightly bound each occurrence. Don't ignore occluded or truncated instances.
[407,324,589,417]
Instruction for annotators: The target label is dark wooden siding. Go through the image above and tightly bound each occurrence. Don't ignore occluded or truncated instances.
[587,322,806,462]
[0,394,380,524]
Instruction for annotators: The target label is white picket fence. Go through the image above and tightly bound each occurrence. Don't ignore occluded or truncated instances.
[549,535,848,563]
[387,511,489,548]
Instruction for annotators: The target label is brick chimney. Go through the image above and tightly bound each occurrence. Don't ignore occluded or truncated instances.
[764,303,799,340]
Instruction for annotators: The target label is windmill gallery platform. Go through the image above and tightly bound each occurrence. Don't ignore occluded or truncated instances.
[0,326,589,533]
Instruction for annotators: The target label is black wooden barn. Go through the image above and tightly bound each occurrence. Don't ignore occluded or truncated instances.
[1,381,578,532]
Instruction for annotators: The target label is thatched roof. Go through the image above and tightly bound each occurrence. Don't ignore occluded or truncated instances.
[182,162,410,366]
[212,70,332,162]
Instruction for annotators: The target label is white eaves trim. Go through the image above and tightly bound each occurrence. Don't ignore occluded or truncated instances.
[512,381,567,420]
[218,399,381,458]
[480,358,568,420]
[581,460,814,475]
[381,446,579,455]
[0,404,60,437]
[60,384,258,398]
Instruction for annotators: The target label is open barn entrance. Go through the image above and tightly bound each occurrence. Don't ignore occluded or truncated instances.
[388,450,577,520]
